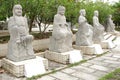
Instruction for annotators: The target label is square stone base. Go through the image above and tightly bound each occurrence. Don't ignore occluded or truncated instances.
[0,60,1,67]
[107,31,119,36]
[44,50,83,64]
[2,56,48,77]
[101,40,115,49]
[73,44,103,55]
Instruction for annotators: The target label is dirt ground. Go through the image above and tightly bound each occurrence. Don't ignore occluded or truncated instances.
[0,30,9,37]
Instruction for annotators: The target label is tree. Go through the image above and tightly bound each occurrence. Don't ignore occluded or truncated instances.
[19,0,41,32]
[0,0,40,32]
[35,0,56,34]
[112,1,120,26]
[0,0,114,33]
[93,1,114,24]
[0,0,15,20]
[79,1,114,25]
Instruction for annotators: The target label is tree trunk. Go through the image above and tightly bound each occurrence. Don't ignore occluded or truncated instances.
[29,17,34,32]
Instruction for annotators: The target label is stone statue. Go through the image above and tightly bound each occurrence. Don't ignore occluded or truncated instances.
[76,9,93,46]
[93,10,104,43]
[49,6,73,53]
[6,4,36,62]
[106,15,115,32]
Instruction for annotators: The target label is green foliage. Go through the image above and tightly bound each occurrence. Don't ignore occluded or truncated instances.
[112,1,120,26]
[0,0,114,31]
[32,32,52,40]
[94,2,114,24]
[0,0,14,20]
[0,35,10,44]
[80,1,114,25]
[99,68,120,80]
[67,59,87,67]
[37,0,56,23]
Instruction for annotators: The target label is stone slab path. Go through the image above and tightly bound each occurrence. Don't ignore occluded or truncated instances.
[1,37,120,80]
[37,37,120,80]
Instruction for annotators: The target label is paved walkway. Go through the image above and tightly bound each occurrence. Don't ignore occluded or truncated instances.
[1,37,120,80]
[37,37,120,80]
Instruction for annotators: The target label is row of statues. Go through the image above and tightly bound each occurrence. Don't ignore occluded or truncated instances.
[6,4,116,62]
[50,6,115,52]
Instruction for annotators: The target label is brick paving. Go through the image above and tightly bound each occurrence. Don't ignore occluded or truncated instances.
[1,36,120,80]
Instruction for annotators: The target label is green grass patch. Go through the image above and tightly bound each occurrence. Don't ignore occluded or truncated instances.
[0,35,10,43]
[115,28,120,31]
[27,70,58,80]
[96,51,109,57]
[67,59,87,67]
[0,32,52,43]
[0,31,77,43]
[31,32,52,40]
[112,37,117,41]
[99,68,120,80]
[34,48,48,53]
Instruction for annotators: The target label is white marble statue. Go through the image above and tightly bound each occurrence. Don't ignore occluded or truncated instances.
[6,4,36,62]
[49,6,73,53]
[76,9,93,46]
[93,10,104,43]
[106,15,115,32]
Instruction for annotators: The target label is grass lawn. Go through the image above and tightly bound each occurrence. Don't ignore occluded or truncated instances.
[0,35,10,43]
[99,68,120,80]
[0,32,52,43]
[0,30,77,44]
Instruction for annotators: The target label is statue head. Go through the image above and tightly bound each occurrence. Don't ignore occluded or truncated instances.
[57,6,65,15]
[94,10,99,17]
[108,15,112,18]
[79,9,86,16]
[13,4,22,16]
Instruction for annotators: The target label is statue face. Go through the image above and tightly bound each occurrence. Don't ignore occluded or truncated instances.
[80,9,86,16]
[82,10,86,16]
[109,15,112,18]
[57,6,65,15]
[94,11,98,17]
[14,5,22,16]
[59,10,65,15]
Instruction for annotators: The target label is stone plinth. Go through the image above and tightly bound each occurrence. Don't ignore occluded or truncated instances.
[2,56,48,77]
[44,50,83,64]
[101,40,115,49]
[104,34,112,40]
[0,60,1,67]
[111,31,120,36]
[73,44,103,55]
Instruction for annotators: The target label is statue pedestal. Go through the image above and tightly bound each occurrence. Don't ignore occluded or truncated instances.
[104,32,116,41]
[107,31,119,36]
[101,40,115,49]
[73,44,103,55]
[2,56,48,77]
[44,50,83,64]
[104,33,112,40]
[113,31,120,36]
